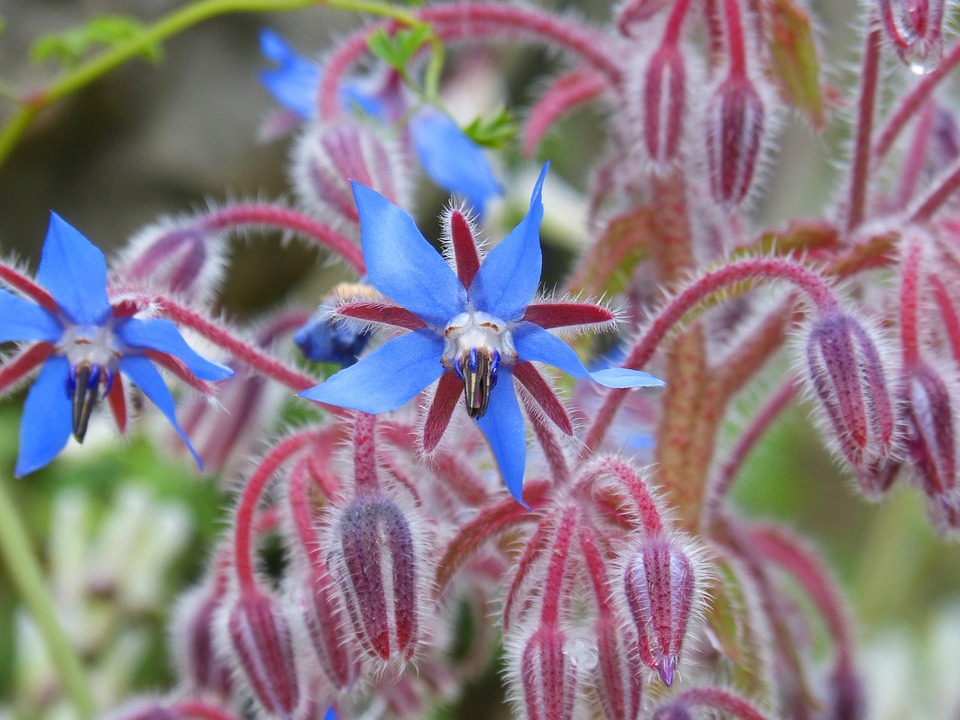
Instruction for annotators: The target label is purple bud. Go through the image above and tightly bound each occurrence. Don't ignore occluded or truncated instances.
[621,534,699,686]
[518,626,578,720]
[804,312,897,481]
[904,363,956,497]
[651,706,693,720]
[705,75,765,207]
[290,122,410,231]
[826,663,866,720]
[169,582,233,698]
[115,219,223,301]
[329,495,422,664]
[225,587,299,718]
[288,566,363,692]
[879,0,945,73]
[594,614,643,720]
[643,44,686,166]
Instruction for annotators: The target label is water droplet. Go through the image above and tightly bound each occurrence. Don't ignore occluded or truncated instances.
[563,636,598,671]
[901,38,942,75]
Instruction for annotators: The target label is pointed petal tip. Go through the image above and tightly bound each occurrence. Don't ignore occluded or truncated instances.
[656,656,676,686]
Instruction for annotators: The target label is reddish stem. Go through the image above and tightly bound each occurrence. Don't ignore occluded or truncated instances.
[584,257,837,450]
[721,0,748,76]
[233,430,326,589]
[170,701,241,720]
[202,204,365,274]
[523,71,606,158]
[353,412,380,496]
[671,687,770,720]
[845,27,883,233]
[539,506,578,627]
[701,377,797,529]
[930,273,960,369]
[900,234,923,364]
[581,456,663,535]
[895,100,936,209]
[909,153,960,222]
[288,458,323,564]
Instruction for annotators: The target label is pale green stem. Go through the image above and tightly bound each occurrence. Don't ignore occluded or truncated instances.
[0,473,97,719]
[0,0,430,167]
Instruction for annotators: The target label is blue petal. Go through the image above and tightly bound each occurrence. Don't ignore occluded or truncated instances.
[323,709,336,720]
[259,28,320,120]
[352,182,466,326]
[294,313,371,367]
[115,318,233,382]
[410,111,502,213]
[514,323,665,388]
[119,355,204,470]
[470,163,548,320]
[15,356,72,477]
[0,289,61,343]
[36,212,112,325]
[300,330,445,413]
[476,369,528,508]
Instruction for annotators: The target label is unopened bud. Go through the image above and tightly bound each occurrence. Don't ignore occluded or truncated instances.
[904,363,957,498]
[643,44,686,166]
[225,587,299,717]
[115,219,224,301]
[294,311,371,367]
[879,0,945,74]
[517,626,578,720]
[805,311,897,476]
[329,495,422,664]
[621,534,700,686]
[169,583,233,697]
[705,75,765,208]
[290,122,410,232]
[288,566,363,692]
[593,614,643,720]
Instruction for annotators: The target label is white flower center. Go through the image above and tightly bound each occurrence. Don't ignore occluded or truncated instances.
[57,323,121,370]
[442,310,517,419]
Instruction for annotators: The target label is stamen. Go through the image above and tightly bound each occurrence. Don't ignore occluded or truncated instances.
[461,348,496,419]
[70,361,102,443]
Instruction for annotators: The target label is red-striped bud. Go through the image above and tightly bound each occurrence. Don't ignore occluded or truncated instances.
[169,582,233,698]
[224,587,299,718]
[879,0,945,74]
[594,614,643,720]
[518,626,579,720]
[621,534,701,686]
[643,44,687,166]
[705,75,765,207]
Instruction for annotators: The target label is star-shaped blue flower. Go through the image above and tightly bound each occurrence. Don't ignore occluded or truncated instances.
[258,29,501,214]
[0,213,233,476]
[300,164,664,506]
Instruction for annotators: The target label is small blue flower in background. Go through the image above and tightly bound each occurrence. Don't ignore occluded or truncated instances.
[258,28,502,215]
[294,311,372,368]
[0,213,233,476]
[300,163,664,506]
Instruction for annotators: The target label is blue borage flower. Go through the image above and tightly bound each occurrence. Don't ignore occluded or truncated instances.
[258,28,502,214]
[0,213,233,476]
[300,164,664,506]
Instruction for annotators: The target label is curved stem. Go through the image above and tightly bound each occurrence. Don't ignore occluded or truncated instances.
[908,153,960,222]
[0,473,97,719]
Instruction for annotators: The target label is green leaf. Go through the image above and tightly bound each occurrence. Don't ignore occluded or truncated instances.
[367,23,434,74]
[765,0,826,129]
[463,108,517,149]
[30,15,162,68]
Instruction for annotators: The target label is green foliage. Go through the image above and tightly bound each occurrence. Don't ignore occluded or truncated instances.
[30,15,162,68]
[367,23,434,74]
[463,108,517,149]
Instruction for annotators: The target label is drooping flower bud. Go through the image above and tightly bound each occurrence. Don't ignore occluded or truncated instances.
[169,582,233,698]
[643,44,687,166]
[224,587,299,718]
[114,218,225,302]
[879,0,945,74]
[287,565,363,692]
[593,613,643,720]
[620,533,701,686]
[903,362,960,531]
[295,307,372,367]
[516,626,579,720]
[290,122,411,232]
[704,75,765,208]
[804,311,898,480]
[329,494,423,665]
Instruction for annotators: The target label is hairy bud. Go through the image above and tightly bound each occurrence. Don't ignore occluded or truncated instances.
[516,626,579,720]
[290,122,410,232]
[169,582,233,697]
[879,0,945,74]
[620,534,700,686]
[643,44,687,166]
[804,311,897,480]
[329,495,422,665]
[224,587,299,717]
[704,75,765,208]
[593,613,643,720]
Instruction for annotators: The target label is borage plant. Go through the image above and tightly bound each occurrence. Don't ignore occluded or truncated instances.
[2,0,960,720]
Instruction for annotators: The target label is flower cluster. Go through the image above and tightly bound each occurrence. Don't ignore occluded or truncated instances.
[5,0,960,719]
